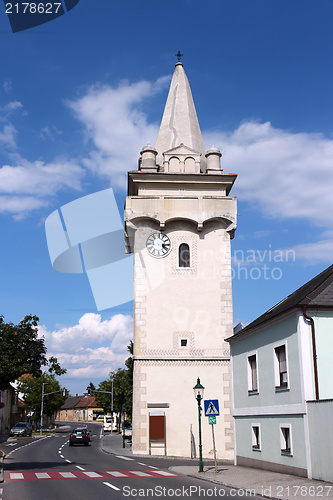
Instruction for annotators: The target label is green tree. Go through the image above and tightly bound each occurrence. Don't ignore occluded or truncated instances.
[86,382,96,396]
[95,342,133,427]
[17,372,66,424]
[0,315,64,390]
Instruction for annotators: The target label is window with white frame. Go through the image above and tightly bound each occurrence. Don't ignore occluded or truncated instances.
[274,344,288,389]
[251,424,261,451]
[280,424,292,455]
[248,353,258,393]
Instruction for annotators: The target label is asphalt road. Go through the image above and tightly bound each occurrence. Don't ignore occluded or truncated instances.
[1,422,261,500]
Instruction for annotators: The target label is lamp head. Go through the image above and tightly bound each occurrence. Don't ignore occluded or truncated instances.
[193,377,205,400]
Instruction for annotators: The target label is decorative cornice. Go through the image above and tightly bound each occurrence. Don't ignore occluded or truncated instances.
[134,358,230,367]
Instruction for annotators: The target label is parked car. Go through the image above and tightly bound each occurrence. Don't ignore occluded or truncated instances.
[10,422,32,437]
[69,427,90,446]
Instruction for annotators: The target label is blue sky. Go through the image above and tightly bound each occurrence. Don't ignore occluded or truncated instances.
[1,0,332,395]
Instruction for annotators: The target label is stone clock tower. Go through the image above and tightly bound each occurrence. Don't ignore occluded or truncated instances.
[124,61,237,459]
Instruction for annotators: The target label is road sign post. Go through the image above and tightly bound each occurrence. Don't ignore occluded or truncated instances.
[205,400,219,473]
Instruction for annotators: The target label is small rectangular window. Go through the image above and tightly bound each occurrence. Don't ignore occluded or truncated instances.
[180,339,188,347]
[248,354,258,393]
[179,243,190,267]
[275,344,288,389]
[251,424,261,451]
[280,425,292,455]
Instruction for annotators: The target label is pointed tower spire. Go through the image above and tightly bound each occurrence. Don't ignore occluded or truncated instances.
[155,61,206,170]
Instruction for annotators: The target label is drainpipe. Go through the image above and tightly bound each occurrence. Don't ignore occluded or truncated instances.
[302,306,319,400]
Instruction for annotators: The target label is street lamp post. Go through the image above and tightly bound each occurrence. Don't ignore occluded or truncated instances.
[87,386,114,432]
[40,385,66,436]
[122,403,126,448]
[193,377,205,473]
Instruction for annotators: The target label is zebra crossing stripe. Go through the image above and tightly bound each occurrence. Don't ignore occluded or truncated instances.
[106,471,127,477]
[59,472,76,478]
[154,470,177,476]
[130,471,152,477]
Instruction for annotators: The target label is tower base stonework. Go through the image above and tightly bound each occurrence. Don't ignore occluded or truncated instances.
[132,360,233,459]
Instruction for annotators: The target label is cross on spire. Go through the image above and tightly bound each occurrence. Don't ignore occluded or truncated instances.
[175,50,183,63]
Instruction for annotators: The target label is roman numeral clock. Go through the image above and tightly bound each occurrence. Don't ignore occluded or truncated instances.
[146,233,172,258]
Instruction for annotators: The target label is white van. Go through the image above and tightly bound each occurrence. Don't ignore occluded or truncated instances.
[103,415,112,432]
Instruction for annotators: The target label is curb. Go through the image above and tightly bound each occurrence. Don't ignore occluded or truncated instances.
[0,454,5,483]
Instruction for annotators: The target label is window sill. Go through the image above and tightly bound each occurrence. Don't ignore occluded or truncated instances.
[281,450,293,457]
[248,390,259,396]
[275,386,289,393]
[252,446,261,452]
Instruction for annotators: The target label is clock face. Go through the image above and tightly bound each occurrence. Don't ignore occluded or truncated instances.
[146,232,172,258]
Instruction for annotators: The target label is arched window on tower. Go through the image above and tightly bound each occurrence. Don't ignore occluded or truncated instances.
[179,243,190,268]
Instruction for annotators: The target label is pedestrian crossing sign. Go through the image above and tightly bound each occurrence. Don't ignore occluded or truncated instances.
[204,399,220,416]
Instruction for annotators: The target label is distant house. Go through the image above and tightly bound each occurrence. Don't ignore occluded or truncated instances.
[0,385,23,433]
[56,395,103,422]
[227,265,333,482]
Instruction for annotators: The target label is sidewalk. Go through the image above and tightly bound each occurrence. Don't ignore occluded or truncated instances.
[101,433,333,500]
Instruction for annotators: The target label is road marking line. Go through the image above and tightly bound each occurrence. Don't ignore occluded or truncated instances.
[83,471,102,478]
[66,459,72,463]
[76,466,85,470]
[137,462,147,466]
[35,472,51,479]
[115,455,134,461]
[60,455,64,458]
[59,472,76,478]
[106,471,127,477]
[129,471,152,477]
[148,465,158,469]
[153,470,177,476]
[9,473,24,479]
[103,482,120,491]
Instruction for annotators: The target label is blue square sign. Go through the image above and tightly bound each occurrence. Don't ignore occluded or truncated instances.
[204,399,220,416]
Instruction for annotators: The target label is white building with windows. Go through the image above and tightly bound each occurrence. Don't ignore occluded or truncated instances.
[124,60,237,458]
[227,264,333,481]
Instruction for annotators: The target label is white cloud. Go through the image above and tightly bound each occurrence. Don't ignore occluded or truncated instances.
[38,313,133,380]
[3,79,13,94]
[67,76,169,189]
[0,124,17,149]
[290,239,333,265]
[204,121,333,227]
[0,159,83,195]
[0,159,84,217]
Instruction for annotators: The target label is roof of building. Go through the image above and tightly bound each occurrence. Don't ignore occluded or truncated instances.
[75,396,99,409]
[60,396,84,410]
[154,62,206,167]
[228,264,333,341]
[60,395,101,410]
